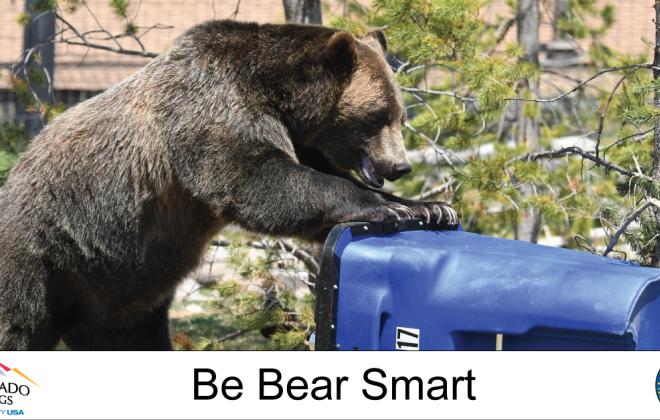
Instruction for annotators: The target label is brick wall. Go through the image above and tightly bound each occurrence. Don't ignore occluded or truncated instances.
[0,1,656,91]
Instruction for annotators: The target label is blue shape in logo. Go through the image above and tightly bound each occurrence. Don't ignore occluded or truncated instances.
[656,369,660,402]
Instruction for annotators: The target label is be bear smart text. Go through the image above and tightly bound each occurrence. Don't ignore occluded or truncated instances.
[193,368,476,401]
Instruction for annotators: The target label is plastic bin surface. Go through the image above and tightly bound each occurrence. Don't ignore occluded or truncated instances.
[314,223,660,350]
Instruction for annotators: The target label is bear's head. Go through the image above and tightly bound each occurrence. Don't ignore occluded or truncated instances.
[313,30,411,189]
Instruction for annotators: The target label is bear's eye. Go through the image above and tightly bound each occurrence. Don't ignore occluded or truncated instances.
[369,108,392,127]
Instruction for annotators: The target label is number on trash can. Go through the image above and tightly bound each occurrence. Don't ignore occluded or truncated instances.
[396,327,420,350]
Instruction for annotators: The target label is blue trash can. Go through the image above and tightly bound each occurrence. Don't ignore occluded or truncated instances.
[314,221,660,350]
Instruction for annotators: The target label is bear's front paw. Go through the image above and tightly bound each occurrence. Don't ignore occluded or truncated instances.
[409,202,459,228]
[345,203,416,224]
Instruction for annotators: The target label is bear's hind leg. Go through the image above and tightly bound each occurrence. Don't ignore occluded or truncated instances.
[0,265,59,350]
[64,298,173,350]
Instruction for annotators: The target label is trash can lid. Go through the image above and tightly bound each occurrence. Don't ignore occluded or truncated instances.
[320,223,660,345]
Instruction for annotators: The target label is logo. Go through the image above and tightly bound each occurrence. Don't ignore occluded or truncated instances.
[0,363,38,388]
[656,369,660,402]
[0,361,39,416]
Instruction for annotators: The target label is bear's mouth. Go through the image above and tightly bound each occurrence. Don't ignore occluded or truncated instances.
[359,155,384,189]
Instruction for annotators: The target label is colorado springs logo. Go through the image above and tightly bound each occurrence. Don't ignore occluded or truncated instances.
[0,361,39,416]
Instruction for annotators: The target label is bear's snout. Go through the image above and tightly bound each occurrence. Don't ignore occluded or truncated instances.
[390,162,412,180]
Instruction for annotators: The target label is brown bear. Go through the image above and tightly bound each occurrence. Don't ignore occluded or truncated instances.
[0,20,458,350]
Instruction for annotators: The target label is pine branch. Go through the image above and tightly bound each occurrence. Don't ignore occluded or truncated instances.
[603,198,660,256]
[210,239,319,276]
[485,16,516,55]
[602,128,654,158]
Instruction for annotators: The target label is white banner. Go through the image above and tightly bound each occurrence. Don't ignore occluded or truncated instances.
[0,351,658,419]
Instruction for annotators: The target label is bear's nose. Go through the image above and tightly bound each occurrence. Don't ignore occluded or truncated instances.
[392,162,412,179]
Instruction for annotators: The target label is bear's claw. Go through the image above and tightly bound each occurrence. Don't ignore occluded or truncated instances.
[408,201,459,228]
[386,204,415,220]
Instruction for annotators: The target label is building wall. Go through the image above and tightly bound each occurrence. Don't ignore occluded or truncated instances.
[482,1,655,58]
[1,0,356,91]
[0,1,656,92]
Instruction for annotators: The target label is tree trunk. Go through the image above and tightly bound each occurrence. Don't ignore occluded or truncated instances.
[18,0,56,137]
[547,0,578,64]
[553,0,569,40]
[283,0,322,24]
[515,0,541,243]
[651,0,660,266]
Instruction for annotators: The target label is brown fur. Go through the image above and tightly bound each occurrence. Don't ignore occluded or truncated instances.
[0,20,457,350]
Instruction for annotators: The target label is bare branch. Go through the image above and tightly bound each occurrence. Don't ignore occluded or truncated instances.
[137,23,172,38]
[541,68,607,95]
[275,240,319,275]
[229,0,242,19]
[216,328,248,343]
[54,11,162,59]
[594,67,640,157]
[401,86,475,103]
[411,181,452,201]
[58,39,158,58]
[403,122,463,166]
[523,146,646,179]
[81,0,123,51]
[506,64,653,103]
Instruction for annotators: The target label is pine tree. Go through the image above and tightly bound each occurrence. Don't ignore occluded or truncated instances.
[333,0,658,265]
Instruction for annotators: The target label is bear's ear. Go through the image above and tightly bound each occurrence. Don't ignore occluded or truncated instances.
[364,29,388,54]
[324,31,357,74]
